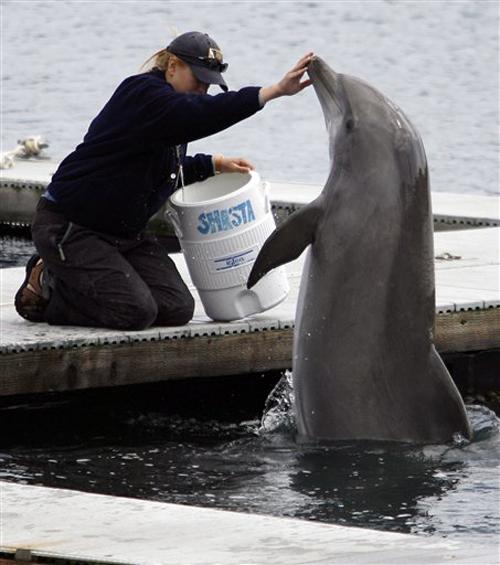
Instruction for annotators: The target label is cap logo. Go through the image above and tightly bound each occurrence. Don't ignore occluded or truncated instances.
[208,47,223,63]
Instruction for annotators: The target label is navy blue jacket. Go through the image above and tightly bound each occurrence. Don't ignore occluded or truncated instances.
[45,69,263,236]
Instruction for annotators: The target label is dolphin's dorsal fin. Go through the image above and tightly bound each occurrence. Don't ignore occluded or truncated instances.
[247,197,324,288]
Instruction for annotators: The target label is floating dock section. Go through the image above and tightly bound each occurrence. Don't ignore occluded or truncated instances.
[1,226,498,397]
[1,159,499,231]
[0,481,496,564]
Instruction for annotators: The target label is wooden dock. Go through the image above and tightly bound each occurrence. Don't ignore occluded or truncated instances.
[1,225,498,397]
[0,481,495,564]
[1,158,499,231]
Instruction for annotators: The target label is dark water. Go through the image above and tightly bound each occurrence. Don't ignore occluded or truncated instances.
[0,236,36,268]
[0,374,499,546]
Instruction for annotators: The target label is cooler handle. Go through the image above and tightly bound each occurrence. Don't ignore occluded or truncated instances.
[165,201,183,239]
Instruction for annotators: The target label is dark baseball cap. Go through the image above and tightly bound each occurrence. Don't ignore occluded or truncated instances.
[166,31,228,92]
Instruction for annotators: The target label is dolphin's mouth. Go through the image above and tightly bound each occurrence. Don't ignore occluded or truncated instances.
[307,56,347,121]
[307,56,348,145]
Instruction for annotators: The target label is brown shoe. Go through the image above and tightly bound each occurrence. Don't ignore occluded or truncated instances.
[14,254,49,322]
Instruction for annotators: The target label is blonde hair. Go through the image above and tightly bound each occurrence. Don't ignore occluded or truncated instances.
[140,49,185,73]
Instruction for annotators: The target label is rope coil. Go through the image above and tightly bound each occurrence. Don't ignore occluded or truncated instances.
[0,136,49,169]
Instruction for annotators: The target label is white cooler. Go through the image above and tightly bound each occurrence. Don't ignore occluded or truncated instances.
[167,171,289,321]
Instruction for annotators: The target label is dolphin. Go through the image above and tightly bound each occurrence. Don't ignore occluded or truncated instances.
[248,56,472,443]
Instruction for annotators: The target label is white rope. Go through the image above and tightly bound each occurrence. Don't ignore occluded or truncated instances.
[0,136,49,169]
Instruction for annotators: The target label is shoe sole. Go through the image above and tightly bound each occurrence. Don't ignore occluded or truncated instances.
[14,254,47,322]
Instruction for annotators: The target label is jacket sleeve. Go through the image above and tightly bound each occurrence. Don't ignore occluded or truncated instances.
[134,78,263,145]
[182,153,215,186]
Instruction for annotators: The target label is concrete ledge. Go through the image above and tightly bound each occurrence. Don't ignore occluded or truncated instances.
[0,481,495,564]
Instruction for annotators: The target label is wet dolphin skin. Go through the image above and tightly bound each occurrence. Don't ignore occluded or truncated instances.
[248,56,472,443]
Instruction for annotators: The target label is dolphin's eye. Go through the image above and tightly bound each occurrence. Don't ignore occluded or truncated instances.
[346,118,355,132]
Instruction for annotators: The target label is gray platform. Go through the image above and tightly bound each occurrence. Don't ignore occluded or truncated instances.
[0,481,496,564]
[0,228,498,397]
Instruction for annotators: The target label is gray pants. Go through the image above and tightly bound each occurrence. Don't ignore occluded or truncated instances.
[32,199,194,330]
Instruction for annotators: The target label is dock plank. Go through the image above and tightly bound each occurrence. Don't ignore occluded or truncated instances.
[0,481,494,564]
[435,308,500,353]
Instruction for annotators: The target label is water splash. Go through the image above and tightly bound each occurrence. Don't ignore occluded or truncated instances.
[465,404,499,441]
[258,370,296,434]
[258,371,499,445]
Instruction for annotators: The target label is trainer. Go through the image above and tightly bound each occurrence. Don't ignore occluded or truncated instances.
[15,31,313,330]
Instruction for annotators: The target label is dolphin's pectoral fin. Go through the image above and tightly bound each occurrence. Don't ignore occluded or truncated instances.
[247,199,323,288]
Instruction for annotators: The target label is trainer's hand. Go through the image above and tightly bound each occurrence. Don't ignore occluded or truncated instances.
[259,52,314,104]
[215,155,255,174]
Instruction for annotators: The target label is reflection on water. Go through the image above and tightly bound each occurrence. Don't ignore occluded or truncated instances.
[0,379,498,544]
[0,236,36,268]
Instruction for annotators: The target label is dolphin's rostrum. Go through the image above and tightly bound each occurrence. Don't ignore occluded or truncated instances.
[248,56,472,443]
